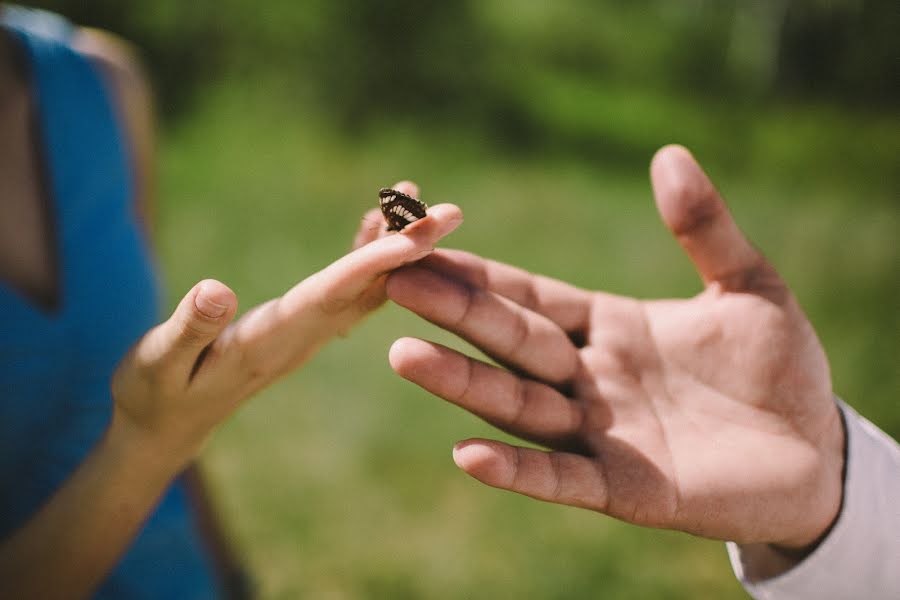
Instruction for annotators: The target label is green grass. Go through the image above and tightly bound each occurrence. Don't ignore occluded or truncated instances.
[155,82,898,599]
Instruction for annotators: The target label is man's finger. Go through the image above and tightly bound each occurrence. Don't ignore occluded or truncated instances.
[452,439,608,512]
[389,337,584,443]
[417,249,593,335]
[650,145,782,293]
[387,266,579,385]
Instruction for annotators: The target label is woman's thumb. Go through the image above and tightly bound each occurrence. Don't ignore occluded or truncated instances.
[161,279,237,364]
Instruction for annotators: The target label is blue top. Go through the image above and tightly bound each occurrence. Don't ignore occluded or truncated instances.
[0,10,220,599]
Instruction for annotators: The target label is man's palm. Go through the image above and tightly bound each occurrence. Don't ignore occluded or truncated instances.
[576,286,836,544]
[386,146,844,548]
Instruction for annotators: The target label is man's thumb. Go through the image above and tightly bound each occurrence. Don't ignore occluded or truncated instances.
[650,145,774,292]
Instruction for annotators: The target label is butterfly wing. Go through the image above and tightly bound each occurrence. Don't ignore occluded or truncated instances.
[379,188,428,231]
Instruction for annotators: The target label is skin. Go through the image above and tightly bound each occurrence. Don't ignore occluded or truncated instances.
[0,27,56,308]
[386,146,845,580]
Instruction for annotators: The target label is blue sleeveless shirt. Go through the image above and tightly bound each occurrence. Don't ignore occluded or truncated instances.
[0,10,220,599]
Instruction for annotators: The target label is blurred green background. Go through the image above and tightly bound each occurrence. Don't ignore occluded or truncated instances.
[35,0,900,597]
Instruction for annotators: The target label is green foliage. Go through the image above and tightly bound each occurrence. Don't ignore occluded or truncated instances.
[32,0,900,123]
[305,0,492,130]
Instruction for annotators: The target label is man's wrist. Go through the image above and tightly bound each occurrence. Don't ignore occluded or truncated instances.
[735,400,848,582]
[729,400,899,597]
[776,400,847,551]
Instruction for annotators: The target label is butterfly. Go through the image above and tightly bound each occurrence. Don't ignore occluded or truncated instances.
[379,187,428,232]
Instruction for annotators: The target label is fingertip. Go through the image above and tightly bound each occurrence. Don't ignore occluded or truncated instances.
[433,203,464,233]
[648,146,773,290]
[388,336,416,373]
[428,202,463,218]
[161,279,236,358]
[650,144,694,174]
[194,279,237,320]
[452,439,511,486]
[398,203,463,239]
[401,204,463,246]
[388,336,436,378]
[649,144,721,237]
[451,439,483,468]
[392,180,420,198]
[650,144,702,197]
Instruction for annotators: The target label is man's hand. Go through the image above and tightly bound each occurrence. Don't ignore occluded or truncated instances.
[386,147,844,551]
[112,182,462,467]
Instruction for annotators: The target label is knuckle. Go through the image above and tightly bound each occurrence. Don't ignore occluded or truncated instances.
[231,337,275,385]
[131,334,165,381]
[520,278,540,312]
[720,262,787,301]
[506,309,530,356]
[177,313,214,346]
[120,340,151,375]
[111,345,169,399]
[507,377,529,428]
[453,284,479,328]
[314,289,357,317]
[668,183,722,236]
[453,355,476,404]
[548,453,565,501]
[507,446,523,491]
[592,453,611,514]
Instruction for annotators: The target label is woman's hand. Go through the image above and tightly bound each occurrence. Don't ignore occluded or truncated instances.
[0,182,458,600]
[386,149,844,554]
[112,182,462,467]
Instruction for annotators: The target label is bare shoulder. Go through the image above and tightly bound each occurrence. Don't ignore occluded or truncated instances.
[72,28,145,85]
[72,28,156,231]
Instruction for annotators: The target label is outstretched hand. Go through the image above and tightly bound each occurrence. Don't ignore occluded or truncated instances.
[112,182,463,467]
[386,147,844,551]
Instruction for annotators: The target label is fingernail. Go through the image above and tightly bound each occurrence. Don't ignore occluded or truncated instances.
[195,291,227,318]
[452,442,474,465]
